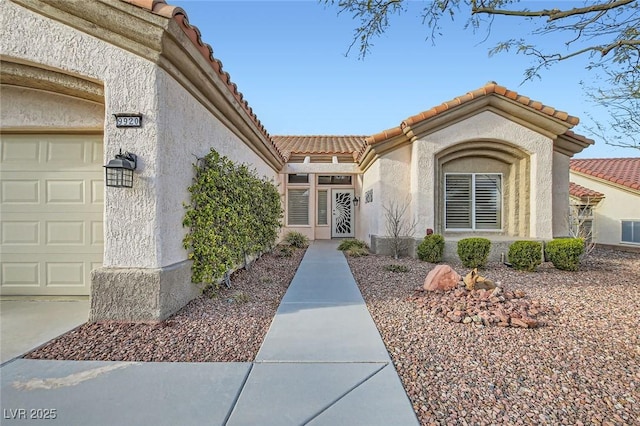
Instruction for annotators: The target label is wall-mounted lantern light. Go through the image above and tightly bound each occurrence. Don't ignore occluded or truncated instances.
[104,149,137,188]
[353,196,360,207]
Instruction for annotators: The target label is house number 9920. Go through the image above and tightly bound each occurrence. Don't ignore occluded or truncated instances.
[115,115,142,128]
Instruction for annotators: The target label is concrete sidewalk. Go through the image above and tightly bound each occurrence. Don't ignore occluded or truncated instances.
[1,241,418,425]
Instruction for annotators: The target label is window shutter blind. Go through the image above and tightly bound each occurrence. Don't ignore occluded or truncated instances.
[317,190,328,225]
[445,175,472,229]
[474,174,501,229]
[288,189,309,225]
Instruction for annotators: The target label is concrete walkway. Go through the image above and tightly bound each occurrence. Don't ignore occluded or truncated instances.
[0,241,418,425]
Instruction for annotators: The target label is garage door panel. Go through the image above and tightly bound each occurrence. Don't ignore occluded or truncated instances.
[1,179,40,204]
[1,262,40,286]
[0,134,103,296]
[1,254,100,294]
[1,221,40,245]
[46,179,85,203]
[1,139,40,163]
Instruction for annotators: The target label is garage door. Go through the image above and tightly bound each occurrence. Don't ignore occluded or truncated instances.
[0,134,103,296]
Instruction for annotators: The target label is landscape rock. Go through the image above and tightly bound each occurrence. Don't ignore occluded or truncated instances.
[423,265,461,292]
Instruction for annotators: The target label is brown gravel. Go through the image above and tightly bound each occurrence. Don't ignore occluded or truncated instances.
[348,248,640,426]
[26,247,305,362]
[24,244,640,425]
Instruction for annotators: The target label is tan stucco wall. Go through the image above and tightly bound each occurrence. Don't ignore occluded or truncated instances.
[411,111,555,239]
[360,145,412,243]
[0,86,104,130]
[552,152,571,237]
[360,157,382,243]
[569,173,640,247]
[155,69,279,267]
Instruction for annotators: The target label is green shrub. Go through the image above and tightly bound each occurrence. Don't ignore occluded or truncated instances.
[417,234,445,263]
[183,149,282,288]
[545,238,584,271]
[345,246,370,257]
[284,231,309,248]
[276,244,294,257]
[457,238,491,268]
[384,264,409,273]
[337,239,369,251]
[508,241,543,271]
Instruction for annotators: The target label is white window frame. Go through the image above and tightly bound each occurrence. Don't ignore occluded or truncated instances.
[287,188,310,226]
[444,173,503,231]
[317,189,329,226]
[621,220,640,245]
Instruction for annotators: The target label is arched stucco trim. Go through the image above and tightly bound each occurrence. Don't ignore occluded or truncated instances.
[0,58,104,105]
[434,139,531,237]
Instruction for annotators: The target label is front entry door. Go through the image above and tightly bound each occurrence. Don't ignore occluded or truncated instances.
[331,189,355,238]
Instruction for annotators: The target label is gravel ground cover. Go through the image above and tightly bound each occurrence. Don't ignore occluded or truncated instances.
[26,247,306,362]
[348,248,640,426]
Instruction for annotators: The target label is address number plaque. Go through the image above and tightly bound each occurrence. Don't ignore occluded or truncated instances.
[114,113,142,128]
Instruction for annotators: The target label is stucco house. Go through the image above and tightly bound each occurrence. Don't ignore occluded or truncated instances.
[569,158,640,249]
[0,0,592,321]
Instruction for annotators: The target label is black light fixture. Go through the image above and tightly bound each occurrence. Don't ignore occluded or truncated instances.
[104,149,137,188]
[353,196,360,207]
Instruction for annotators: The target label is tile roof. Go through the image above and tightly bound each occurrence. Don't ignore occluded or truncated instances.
[569,182,604,200]
[570,158,640,191]
[401,81,580,129]
[272,135,367,161]
[120,0,284,160]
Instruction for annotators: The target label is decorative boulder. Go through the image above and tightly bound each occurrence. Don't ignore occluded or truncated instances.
[423,265,461,292]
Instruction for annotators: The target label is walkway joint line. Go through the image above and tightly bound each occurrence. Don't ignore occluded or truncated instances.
[301,362,389,425]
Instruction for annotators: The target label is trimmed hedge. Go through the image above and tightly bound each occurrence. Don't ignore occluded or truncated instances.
[545,238,584,271]
[508,241,543,272]
[183,149,282,288]
[417,234,445,263]
[457,237,491,268]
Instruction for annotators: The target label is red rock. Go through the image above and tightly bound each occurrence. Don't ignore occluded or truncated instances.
[423,265,461,292]
[514,290,525,298]
[521,316,539,328]
[510,318,529,328]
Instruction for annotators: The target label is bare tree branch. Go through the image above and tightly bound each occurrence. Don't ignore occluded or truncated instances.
[472,0,635,21]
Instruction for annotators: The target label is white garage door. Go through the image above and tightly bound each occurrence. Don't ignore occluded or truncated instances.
[0,134,103,296]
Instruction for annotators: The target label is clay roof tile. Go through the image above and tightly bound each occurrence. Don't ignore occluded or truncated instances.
[570,158,640,192]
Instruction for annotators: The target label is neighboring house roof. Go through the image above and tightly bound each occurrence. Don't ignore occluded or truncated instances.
[570,158,640,191]
[272,135,367,161]
[569,182,605,202]
[120,0,285,162]
[365,81,589,158]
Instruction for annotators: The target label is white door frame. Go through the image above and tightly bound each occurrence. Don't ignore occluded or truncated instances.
[331,189,355,238]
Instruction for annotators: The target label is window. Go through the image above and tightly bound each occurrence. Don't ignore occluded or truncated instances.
[621,220,640,244]
[288,174,309,184]
[288,189,309,225]
[318,175,352,185]
[317,190,328,225]
[445,173,502,230]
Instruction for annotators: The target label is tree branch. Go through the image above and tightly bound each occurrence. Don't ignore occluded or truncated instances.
[472,0,635,21]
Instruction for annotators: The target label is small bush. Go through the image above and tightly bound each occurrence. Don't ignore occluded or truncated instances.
[284,231,309,248]
[337,239,369,251]
[457,238,491,268]
[508,241,543,271]
[384,264,409,273]
[345,246,370,257]
[417,234,445,263]
[545,238,584,271]
[276,244,293,257]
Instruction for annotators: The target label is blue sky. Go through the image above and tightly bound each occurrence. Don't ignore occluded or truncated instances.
[173,0,634,159]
